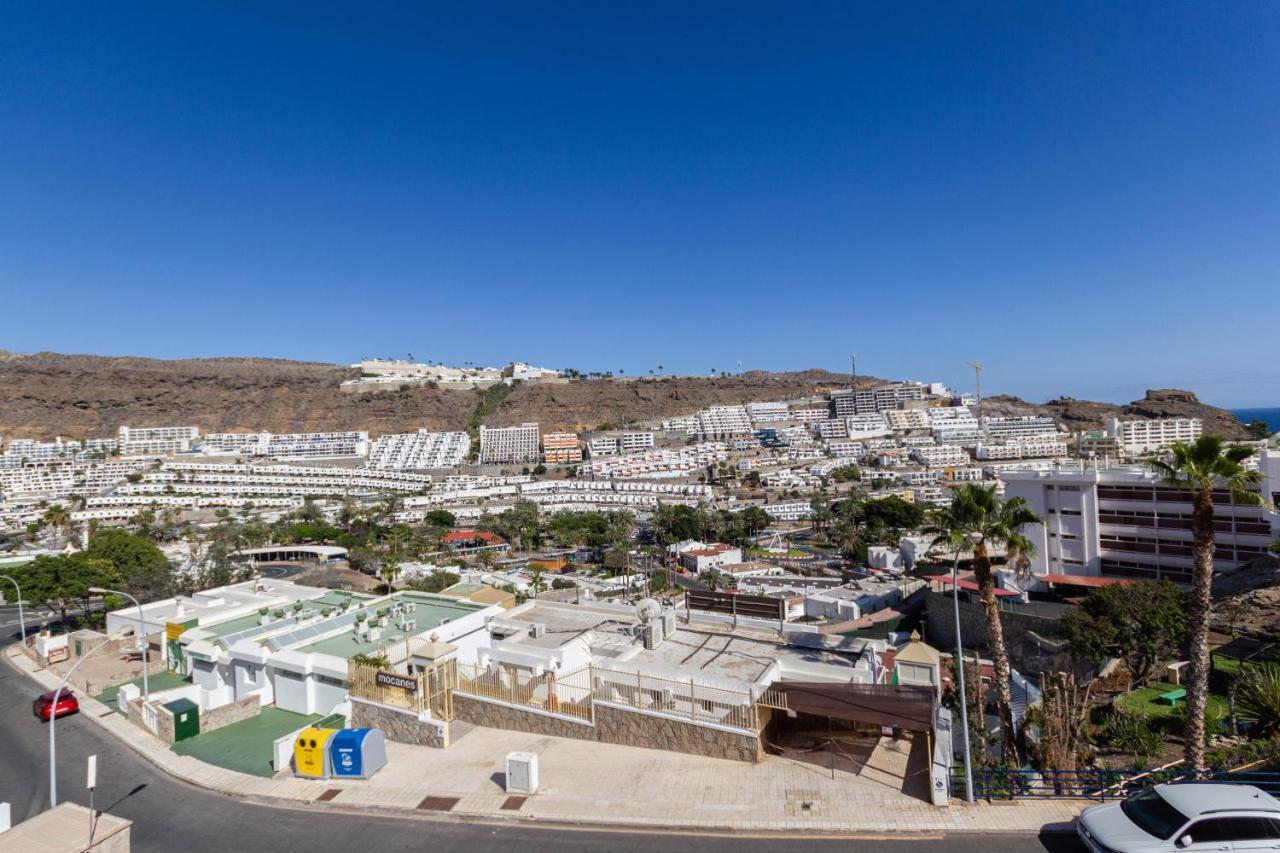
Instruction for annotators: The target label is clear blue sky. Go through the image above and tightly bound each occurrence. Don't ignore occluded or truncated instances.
[2,3,1277,406]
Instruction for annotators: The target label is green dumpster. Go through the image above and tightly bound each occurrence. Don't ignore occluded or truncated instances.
[165,698,200,742]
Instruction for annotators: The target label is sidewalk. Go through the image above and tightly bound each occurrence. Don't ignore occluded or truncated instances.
[6,645,1087,835]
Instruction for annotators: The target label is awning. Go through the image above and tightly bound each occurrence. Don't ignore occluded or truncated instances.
[1037,574,1134,589]
[923,575,1021,597]
[770,682,936,732]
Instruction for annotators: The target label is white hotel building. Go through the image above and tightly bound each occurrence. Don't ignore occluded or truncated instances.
[118,425,199,455]
[479,423,540,464]
[1105,417,1203,455]
[366,430,470,469]
[746,402,790,424]
[1002,453,1280,586]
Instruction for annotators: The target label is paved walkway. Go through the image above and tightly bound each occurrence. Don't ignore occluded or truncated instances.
[6,645,1087,834]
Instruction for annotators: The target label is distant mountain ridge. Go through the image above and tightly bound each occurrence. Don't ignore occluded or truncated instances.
[0,351,1249,441]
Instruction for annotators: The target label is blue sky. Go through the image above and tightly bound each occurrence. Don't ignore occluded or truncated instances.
[1,3,1277,406]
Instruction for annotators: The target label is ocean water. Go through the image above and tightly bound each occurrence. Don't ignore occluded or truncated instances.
[1231,407,1280,434]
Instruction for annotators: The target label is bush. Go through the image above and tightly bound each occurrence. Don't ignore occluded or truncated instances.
[1173,702,1229,745]
[1099,710,1164,758]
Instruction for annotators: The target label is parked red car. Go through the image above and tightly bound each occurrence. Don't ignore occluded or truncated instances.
[33,690,79,722]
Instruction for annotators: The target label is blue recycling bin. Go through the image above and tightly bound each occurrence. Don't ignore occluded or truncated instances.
[328,728,387,779]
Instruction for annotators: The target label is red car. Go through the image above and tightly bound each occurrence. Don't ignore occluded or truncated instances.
[33,690,79,722]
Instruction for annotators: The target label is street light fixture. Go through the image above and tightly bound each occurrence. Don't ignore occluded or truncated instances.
[49,628,126,807]
[0,574,26,647]
[87,587,148,702]
[951,550,975,804]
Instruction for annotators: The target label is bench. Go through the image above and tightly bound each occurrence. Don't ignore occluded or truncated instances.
[1156,688,1186,706]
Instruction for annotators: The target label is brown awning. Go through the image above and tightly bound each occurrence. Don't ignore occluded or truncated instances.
[772,682,935,732]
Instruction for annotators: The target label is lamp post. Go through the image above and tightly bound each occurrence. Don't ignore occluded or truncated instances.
[49,628,126,807]
[0,574,26,647]
[952,551,975,804]
[88,587,148,702]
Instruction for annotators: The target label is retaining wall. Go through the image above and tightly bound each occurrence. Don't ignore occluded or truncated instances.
[351,698,449,748]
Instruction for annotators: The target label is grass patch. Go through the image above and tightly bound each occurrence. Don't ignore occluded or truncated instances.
[1117,680,1229,725]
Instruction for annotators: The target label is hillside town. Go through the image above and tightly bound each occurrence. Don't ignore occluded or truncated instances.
[3,367,1279,847]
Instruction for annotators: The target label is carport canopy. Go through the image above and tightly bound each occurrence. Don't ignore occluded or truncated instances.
[770,682,935,732]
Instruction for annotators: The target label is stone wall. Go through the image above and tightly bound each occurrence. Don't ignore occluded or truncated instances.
[924,590,1070,674]
[201,694,260,734]
[351,698,449,748]
[452,692,762,763]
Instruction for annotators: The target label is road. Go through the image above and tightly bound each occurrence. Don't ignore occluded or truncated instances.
[0,658,1085,852]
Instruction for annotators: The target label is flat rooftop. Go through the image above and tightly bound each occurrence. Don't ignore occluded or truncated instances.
[291,593,485,659]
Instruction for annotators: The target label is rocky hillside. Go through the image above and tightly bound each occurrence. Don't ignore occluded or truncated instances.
[976,388,1250,440]
[0,351,1249,441]
[0,352,856,439]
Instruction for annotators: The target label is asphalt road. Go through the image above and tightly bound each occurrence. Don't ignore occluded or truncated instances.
[0,657,1085,852]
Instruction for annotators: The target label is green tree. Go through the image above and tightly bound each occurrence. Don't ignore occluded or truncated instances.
[83,528,175,602]
[42,504,72,534]
[12,553,122,626]
[1061,580,1188,682]
[423,509,457,528]
[1149,436,1263,771]
[1246,419,1273,441]
[926,484,1041,767]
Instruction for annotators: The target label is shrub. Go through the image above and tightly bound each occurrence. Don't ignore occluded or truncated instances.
[1237,662,1280,737]
[1099,710,1164,758]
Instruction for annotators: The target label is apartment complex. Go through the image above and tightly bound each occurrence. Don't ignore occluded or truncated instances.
[697,406,753,439]
[1105,417,1202,455]
[1002,454,1280,585]
[830,382,926,417]
[479,423,540,464]
[117,425,200,455]
[366,429,470,469]
[202,431,370,459]
[542,431,583,465]
[746,402,790,423]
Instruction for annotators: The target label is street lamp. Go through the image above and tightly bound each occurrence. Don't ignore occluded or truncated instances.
[951,549,976,804]
[87,587,148,702]
[0,574,26,647]
[49,628,126,807]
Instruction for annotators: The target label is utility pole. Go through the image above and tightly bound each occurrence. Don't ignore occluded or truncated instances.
[969,362,982,406]
[850,353,857,390]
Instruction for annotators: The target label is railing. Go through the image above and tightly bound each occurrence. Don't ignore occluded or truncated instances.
[455,662,593,721]
[592,665,759,732]
[959,768,1280,801]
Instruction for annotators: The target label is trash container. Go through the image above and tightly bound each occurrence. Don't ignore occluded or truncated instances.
[293,727,337,778]
[328,728,387,780]
[164,698,200,742]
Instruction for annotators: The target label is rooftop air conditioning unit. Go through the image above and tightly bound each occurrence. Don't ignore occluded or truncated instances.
[662,607,676,638]
[529,623,546,639]
[644,619,664,650]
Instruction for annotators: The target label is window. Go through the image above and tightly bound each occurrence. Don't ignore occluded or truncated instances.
[1224,817,1280,841]
[317,674,347,688]
[1119,788,1189,840]
[1180,818,1232,845]
[274,668,303,681]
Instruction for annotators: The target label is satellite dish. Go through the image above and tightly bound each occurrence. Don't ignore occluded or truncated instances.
[635,598,662,621]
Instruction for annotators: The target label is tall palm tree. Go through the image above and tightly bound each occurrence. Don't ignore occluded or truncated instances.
[926,484,1041,767]
[1149,436,1262,770]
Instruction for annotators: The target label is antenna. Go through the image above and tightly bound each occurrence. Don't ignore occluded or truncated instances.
[969,362,983,405]
[851,353,857,390]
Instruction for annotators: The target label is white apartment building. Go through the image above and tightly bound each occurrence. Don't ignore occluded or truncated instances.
[118,425,199,455]
[975,436,1069,460]
[792,408,830,423]
[201,431,370,459]
[696,406,752,439]
[619,431,655,452]
[927,406,978,431]
[812,419,848,440]
[366,430,470,470]
[845,413,891,440]
[885,409,930,431]
[587,436,619,458]
[746,402,790,423]
[479,423,540,465]
[827,441,865,459]
[581,442,727,479]
[760,500,814,522]
[661,415,699,435]
[980,416,1060,441]
[1106,417,1203,455]
[1001,453,1280,585]
[830,382,926,417]
[911,445,971,468]
[1,437,118,467]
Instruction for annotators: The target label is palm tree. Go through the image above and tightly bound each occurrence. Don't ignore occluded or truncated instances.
[42,504,71,534]
[1149,436,1262,770]
[926,484,1041,767]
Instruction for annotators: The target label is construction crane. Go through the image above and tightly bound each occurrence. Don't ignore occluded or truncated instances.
[969,361,983,406]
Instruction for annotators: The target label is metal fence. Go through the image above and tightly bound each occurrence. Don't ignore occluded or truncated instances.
[591,665,760,732]
[455,662,594,721]
[958,768,1280,801]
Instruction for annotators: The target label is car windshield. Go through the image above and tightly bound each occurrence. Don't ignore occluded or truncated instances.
[1120,789,1190,840]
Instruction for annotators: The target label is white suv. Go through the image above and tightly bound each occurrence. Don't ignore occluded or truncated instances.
[1078,784,1280,852]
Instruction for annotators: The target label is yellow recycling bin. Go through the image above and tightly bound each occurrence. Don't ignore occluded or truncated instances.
[293,727,337,778]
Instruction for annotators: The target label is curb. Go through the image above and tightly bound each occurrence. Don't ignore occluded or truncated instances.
[3,644,1080,837]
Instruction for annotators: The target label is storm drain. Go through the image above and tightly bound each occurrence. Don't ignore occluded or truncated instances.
[315,789,342,802]
[418,796,460,812]
[501,796,527,811]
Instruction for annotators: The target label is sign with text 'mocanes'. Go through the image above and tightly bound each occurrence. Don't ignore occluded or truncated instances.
[375,671,417,693]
